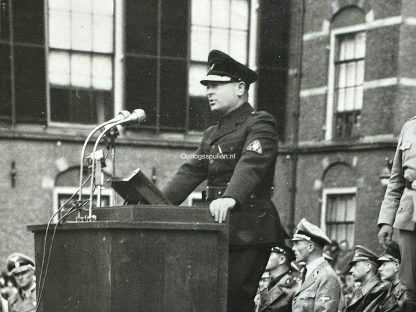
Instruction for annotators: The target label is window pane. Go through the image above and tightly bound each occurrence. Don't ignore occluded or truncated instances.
[212,0,230,29]
[230,0,249,30]
[92,55,112,90]
[336,198,346,221]
[93,15,113,53]
[92,0,113,15]
[71,0,92,13]
[49,0,70,10]
[345,62,356,87]
[229,30,247,63]
[192,0,210,26]
[337,88,345,112]
[355,32,366,58]
[72,12,93,51]
[191,26,210,62]
[356,60,365,85]
[49,10,71,49]
[189,64,207,97]
[49,51,70,86]
[338,64,346,88]
[354,87,363,110]
[71,53,92,88]
[211,28,229,53]
[344,88,355,111]
[0,0,10,40]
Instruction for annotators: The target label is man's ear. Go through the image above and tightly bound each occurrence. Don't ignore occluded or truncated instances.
[236,81,246,96]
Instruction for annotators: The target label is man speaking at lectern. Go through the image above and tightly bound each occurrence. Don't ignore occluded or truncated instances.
[162,50,287,312]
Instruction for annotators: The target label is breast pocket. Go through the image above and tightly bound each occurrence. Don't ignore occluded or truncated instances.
[294,291,316,312]
[217,140,244,162]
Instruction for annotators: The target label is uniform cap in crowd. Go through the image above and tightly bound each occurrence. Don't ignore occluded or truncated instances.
[6,253,34,275]
[200,50,258,86]
[271,245,296,263]
[378,241,401,263]
[292,218,331,248]
[349,245,379,266]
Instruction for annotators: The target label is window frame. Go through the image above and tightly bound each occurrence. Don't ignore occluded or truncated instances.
[325,24,366,141]
[321,187,357,245]
[53,186,114,222]
[45,0,118,128]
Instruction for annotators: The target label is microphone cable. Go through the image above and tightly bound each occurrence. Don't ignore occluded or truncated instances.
[35,174,91,311]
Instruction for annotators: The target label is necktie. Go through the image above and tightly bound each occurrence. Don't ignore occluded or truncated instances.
[301,267,307,284]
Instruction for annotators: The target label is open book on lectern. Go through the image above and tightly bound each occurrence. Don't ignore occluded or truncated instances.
[109,168,171,205]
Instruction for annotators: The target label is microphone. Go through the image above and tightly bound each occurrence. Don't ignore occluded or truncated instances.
[78,110,132,203]
[87,109,146,220]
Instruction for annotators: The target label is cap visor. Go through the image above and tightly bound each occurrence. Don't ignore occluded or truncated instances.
[12,265,33,275]
[200,75,233,85]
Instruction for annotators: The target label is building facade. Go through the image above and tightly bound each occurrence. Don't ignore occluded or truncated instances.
[275,0,416,250]
[0,0,415,264]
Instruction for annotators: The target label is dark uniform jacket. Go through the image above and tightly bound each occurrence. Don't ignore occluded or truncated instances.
[378,281,407,312]
[378,116,416,229]
[162,102,287,246]
[8,284,36,312]
[347,275,388,312]
[257,271,298,312]
[292,259,342,312]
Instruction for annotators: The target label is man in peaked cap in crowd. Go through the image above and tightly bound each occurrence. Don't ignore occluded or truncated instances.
[162,50,287,312]
[291,218,342,312]
[255,245,298,312]
[6,253,36,312]
[346,245,388,312]
[378,241,407,312]
[378,114,416,312]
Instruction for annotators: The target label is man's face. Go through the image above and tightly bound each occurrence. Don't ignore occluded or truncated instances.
[378,261,398,281]
[14,269,34,289]
[349,261,368,282]
[292,240,311,263]
[205,81,242,115]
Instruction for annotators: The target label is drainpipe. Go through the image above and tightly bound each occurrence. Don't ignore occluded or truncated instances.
[289,0,305,235]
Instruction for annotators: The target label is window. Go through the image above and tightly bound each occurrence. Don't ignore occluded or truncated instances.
[322,188,356,245]
[189,0,250,131]
[54,186,113,221]
[0,0,46,124]
[48,0,114,125]
[333,32,365,139]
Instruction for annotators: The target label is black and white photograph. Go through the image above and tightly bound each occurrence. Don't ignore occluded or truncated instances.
[0,0,416,311]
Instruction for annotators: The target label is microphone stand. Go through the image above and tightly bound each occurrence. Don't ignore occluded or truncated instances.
[88,109,145,221]
[77,111,130,220]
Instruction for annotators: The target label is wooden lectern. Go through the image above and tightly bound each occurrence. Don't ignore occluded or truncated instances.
[28,205,229,312]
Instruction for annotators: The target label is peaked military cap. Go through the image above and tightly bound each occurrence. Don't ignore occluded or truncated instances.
[378,241,401,263]
[271,245,296,262]
[292,218,331,248]
[349,245,379,266]
[7,253,34,275]
[200,50,258,86]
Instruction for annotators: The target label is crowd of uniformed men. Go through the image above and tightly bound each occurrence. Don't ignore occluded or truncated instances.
[254,219,409,312]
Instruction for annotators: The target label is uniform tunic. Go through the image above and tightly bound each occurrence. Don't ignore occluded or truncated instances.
[292,258,342,312]
[8,284,36,312]
[257,271,298,312]
[346,275,388,312]
[378,281,407,312]
[162,102,287,311]
[378,116,416,300]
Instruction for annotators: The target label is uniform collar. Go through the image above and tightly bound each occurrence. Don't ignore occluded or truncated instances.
[218,102,253,126]
[360,275,380,295]
[305,257,326,279]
